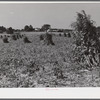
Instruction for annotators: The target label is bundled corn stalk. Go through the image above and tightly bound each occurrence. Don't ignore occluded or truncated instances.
[23,36,31,43]
[2,37,9,43]
[43,32,55,45]
[71,10,100,68]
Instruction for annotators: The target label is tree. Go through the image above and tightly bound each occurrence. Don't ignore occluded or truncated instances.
[24,25,30,32]
[0,26,6,33]
[6,27,14,34]
[71,10,100,67]
[41,24,51,32]
[29,25,34,31]
[24,25,34,32]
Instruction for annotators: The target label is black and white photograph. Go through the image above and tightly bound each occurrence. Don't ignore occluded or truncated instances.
[0,2,100,88]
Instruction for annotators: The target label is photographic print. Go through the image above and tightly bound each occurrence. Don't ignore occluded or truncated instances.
[0,2,100,88]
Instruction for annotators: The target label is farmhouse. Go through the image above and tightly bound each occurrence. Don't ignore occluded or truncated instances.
[49,28,59,32]
[63,29,73,33]
[49,28,63,32]
[34,28,41,32]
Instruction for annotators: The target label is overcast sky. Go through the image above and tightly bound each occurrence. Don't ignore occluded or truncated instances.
[0,3,100,29]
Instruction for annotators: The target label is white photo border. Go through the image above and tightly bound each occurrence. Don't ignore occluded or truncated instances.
[0,1,100,99]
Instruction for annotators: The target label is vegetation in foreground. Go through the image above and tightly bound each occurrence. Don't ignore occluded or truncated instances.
[0,32,99,87]
[0,10,100,87]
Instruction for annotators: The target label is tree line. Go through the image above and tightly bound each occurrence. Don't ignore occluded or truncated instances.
[0,24,52,33]
[0,24,73,34]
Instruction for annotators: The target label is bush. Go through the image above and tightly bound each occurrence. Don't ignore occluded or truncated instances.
[23,37,31,43]
[2,37,9,43]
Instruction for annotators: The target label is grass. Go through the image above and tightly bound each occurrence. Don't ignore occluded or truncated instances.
[0,32,100,87]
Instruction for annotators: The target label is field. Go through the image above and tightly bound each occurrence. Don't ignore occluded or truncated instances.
[0,32,100,87]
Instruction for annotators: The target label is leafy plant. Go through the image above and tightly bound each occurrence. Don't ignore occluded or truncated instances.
[71,10,100,67]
